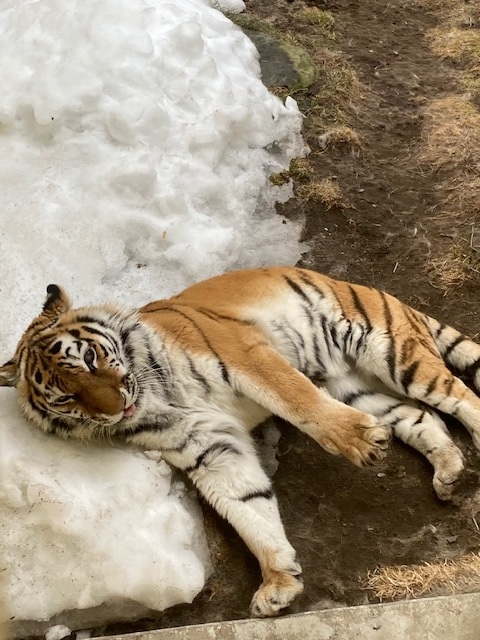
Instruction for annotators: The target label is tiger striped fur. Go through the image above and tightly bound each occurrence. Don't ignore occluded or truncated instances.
[1,266,479,616]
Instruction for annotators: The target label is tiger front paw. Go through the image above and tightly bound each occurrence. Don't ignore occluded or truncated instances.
[321,412,391,468]
[250,566,304,617]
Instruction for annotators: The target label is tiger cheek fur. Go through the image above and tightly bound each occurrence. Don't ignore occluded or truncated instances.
[2,266,480,616]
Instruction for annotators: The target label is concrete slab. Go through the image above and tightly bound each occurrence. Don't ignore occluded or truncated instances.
[97,593,480,640]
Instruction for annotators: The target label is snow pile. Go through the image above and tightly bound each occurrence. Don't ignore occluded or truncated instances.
[0,0,305,631]
[0,392,210,633]
[210,0,246,13]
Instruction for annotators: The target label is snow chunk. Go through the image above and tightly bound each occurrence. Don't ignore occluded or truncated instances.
[0,0,305,631]
[210,0,246,13]
[45,626,72,640]
[1,391,210,631]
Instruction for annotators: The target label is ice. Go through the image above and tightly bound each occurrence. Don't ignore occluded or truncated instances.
[45,626,72,640]
[0,0,305,632]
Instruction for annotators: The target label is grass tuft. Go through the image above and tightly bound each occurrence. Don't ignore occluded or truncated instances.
[297,8,335,32]
[297,177,344,209]
[364,552,480,600]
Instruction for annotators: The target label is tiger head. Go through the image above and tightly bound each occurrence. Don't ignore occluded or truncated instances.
[0,284,139,437]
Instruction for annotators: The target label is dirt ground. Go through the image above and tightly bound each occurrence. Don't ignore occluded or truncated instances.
[100,0,480,634]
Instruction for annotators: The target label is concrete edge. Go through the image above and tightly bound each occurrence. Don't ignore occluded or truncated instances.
[96,592,480,640]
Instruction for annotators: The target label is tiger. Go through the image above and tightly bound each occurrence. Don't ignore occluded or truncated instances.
[1,266,479,617]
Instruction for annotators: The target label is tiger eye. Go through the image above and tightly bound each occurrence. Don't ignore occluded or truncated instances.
[84,347,96,370]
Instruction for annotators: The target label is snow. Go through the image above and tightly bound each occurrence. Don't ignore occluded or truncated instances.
[45,626,72,640]
[0,0,305,632]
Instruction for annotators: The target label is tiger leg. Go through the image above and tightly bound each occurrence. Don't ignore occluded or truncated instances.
[165,432,303,617]
[235,344,391,467]
[326,373,465,500]
[427,316,480,391]
[357,334,480,451]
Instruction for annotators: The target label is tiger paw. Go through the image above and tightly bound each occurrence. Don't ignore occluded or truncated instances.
[250,569,304,617]
[322,412,391,468]
[432,446,465,501]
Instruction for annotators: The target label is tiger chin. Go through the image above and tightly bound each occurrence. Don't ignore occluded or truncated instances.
[2,267,480,617]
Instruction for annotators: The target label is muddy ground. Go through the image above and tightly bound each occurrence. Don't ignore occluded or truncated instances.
[101,0,480,634]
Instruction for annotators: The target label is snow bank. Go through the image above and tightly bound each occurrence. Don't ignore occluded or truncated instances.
[0,0,305,631]
[0,392,210,634]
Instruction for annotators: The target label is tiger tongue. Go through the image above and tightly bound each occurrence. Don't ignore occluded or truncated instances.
[123,404,136,418]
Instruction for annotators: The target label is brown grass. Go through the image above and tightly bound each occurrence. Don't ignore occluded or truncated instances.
[297,177,344,209]
[419,96,480,173]
[364,552,480,600]
[428,1,480,97]
[418,96,480,291]
[318,125,362,152]
[297,8,335,32]
[428,240,480,293]
[288,158,314,182]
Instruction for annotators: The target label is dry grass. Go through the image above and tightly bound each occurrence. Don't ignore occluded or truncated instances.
[297,8,335,32]
[288,158,314,182]
[364,552,480,600]
[419,96,480,291]
[297,177,344,209]
[419,96,480,173]
[428,1,480,97]
[428,240,480,293]
[269,171,290,186]
[318,125,362,151]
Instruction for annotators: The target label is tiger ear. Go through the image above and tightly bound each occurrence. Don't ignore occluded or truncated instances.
[43,284,71,317]
[0,359,17,387]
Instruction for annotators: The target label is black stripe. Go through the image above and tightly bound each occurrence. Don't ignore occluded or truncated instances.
[196,308,254,326]
[81,324,121,359]
[411,411,426,427]
[28,396,47,419]
[69,329,80,338]
[342,389,376,406]
[425,375,439,396]
[321,317,333,359]
[330,324,340,350]
[349,285,372,330]
[240,488,274,502]
[380,291,396,382]
[435,323,447,339]
[465,357,480,378]
[343,322,353,355]
[297,271,325,299]
[161,434,195,453]
[379,402,404,418]
[76,315,108,327]
[148,352,166,378]
[401,360,421,391]
[81,325,108,337]
[283,276,312,305]
[186,355,211,394]
[125,418,176,437]
[49,341,62,354]
[443,376,455,395]
[399,337,416,366]
[48,417,74,433]
[154,307,231,385]
[312,331,325,374]
[185,441,241,473]
[404,306,426,335]
[286,326,306,371]
[443,335,466,360]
